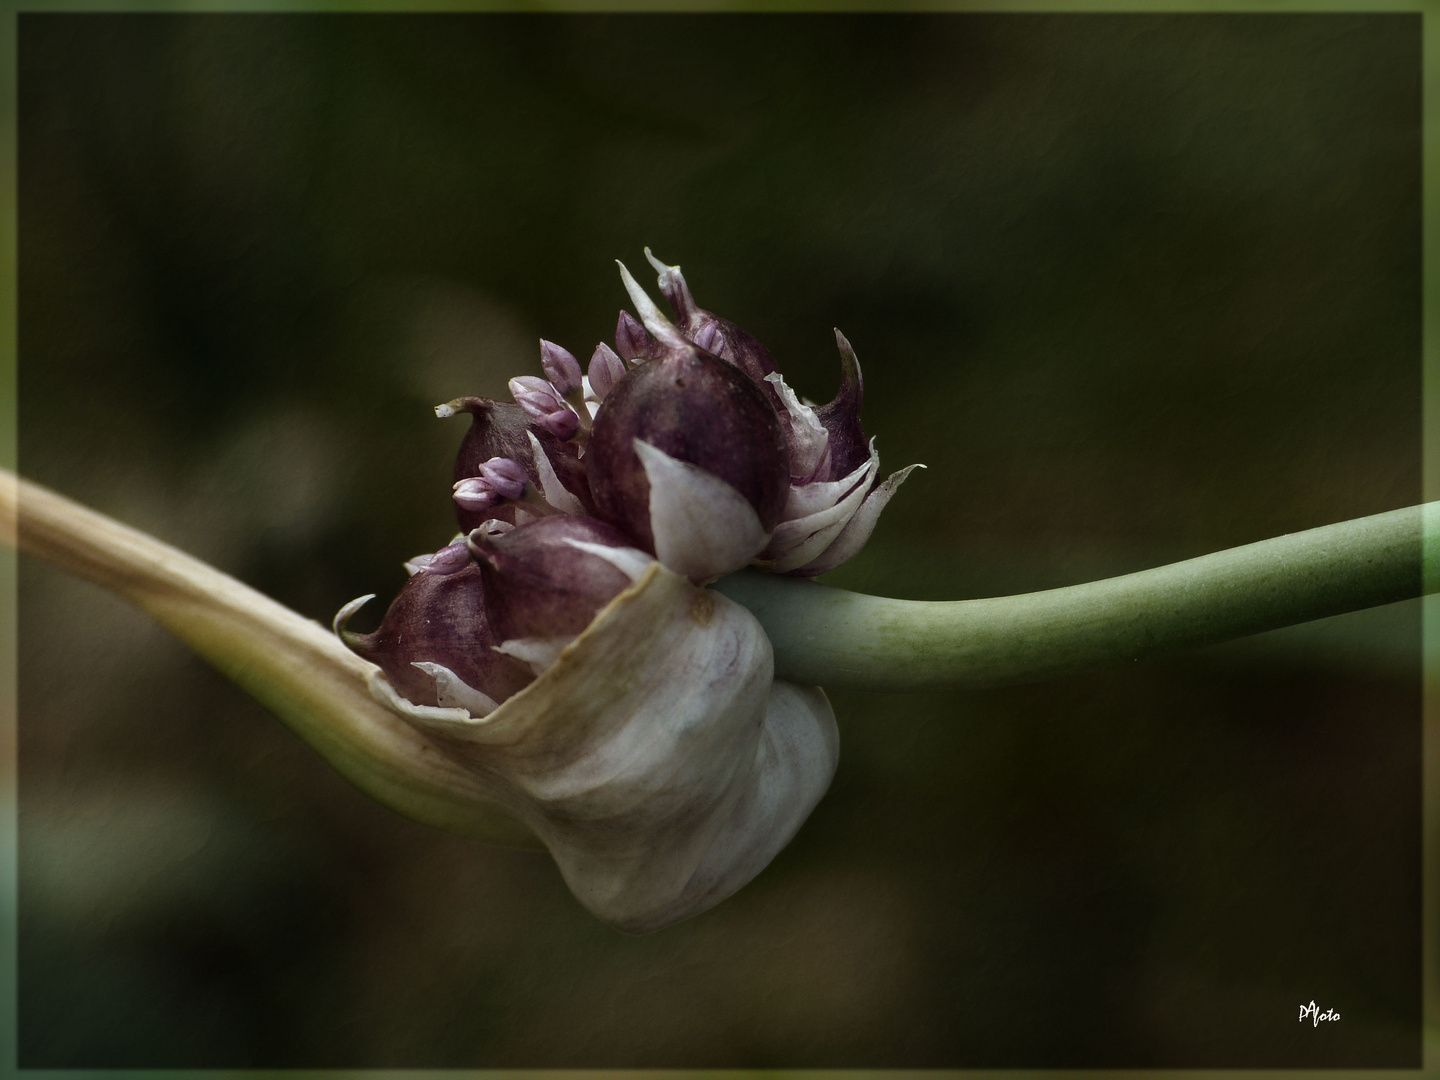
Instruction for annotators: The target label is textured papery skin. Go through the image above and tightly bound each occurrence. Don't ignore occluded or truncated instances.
[368,562,838,934]
[444,397,593,529]
[586,345,790,553]
[340,562,533,708]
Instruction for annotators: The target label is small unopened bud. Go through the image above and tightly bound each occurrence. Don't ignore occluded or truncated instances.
[539,339,583,396]
[408,538,471,576]
[440,398,594,531]
[420,538,472,576]
[588,342,626,400]
[453,476,504,513]
[509,376,581,441]
[477,457,527,501]
[454,456,564,517]
[692,322,724,354]
[616,309,661,362]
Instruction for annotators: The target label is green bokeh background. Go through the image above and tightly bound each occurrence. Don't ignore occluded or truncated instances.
[15,11,1422,1067]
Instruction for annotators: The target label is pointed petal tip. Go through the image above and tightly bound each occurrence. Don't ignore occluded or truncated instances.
[435,396,488,420]
[563,538,655,583]
[791,461,923,577]
[333,593,377,638]
[616,259,686,347]
[833,329,861,376]
[525,431,587,515]
[410,661,501,718]
[642,247,697,321]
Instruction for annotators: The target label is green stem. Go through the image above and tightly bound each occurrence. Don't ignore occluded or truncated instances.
[713,502,1440,691]
[6,468,1435,699]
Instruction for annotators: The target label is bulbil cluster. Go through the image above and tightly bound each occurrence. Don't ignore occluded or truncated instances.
[339,251,918,714]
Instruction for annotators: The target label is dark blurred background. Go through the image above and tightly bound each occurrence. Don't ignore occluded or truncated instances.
[16,12,1421,1067]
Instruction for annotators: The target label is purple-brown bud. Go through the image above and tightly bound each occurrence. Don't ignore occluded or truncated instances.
[338,557,533,712]
[466,515,650,642]
[586,341,789,559]
[627,251,920,577]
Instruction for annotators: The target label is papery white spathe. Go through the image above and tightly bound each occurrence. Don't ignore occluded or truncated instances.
[364,559,838,933]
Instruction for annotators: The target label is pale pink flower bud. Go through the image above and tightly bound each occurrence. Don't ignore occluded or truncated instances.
[452,476,504,513]
[509,376,581,441]
[416,538,472,575]
[438,397,592,531]
[539,339,583,396]
[476,456,527,501]
[588,342,626,400]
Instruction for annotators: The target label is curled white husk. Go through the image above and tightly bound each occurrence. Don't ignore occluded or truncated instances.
[364,561,838,934]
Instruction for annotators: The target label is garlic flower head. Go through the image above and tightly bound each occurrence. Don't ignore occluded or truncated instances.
[337,252,918,931]
[607,250,923,579]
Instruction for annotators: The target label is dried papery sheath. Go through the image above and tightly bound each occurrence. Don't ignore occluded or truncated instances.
[367,560,838,933]
[791,460,924,577]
